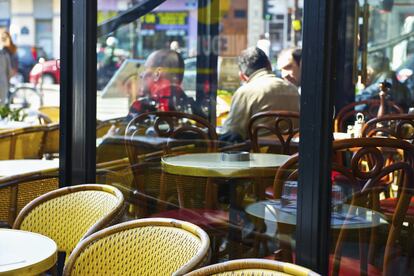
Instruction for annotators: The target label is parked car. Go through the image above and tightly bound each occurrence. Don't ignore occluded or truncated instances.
[29,59,60,85]
[17,46,47,83]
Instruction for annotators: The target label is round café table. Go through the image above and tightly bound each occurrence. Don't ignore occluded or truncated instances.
[0,229,57,275]
[246,200,388,229]
[162,152,290,259]
[0,159,59,178]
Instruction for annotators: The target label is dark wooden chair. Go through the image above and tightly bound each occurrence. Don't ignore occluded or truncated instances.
[271,138,414,275]
[361,113,414,141]
[334,100,404,132]
[248,110,300,155]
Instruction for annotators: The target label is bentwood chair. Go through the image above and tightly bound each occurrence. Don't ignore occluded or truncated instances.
[124,111,219,216]
[0,172,58,227]
[248,110,300,155]
[63,218,210,276]
[272,138,414,275]
[186,258,320,276]
[334,99,404,132]
[13,184,125,264]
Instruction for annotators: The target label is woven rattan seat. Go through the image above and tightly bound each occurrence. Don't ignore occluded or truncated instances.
[0,172,58,227]
[63,218,210,276]
[186,258,320,275]
[13,184,125,262]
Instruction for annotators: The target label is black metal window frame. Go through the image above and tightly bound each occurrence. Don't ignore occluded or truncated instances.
[60,0,339,273]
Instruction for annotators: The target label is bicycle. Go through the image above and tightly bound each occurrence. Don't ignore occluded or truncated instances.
[7,83,44,110]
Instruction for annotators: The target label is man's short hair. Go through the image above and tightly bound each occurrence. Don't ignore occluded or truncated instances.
[238,47,271,77]
[279,47,302,67]
[150,49,185,83]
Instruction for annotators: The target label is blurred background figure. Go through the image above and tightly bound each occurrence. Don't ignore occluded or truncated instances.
[277,47,302,89]
[356,52,412,112]
[0,32,12,105]
[256,33,271,58]
[1,32,18,77]
[170,40,181,53]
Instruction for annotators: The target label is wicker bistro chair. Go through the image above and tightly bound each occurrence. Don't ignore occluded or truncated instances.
[63,218,210,276]
[38,106,60,124]
[334,99,403,133]
[186,258,320,276]
[13,184,125,264]
[43,123,59,159]
[272,138,414,275]
[248,110,300,155]
[0,172,58,227]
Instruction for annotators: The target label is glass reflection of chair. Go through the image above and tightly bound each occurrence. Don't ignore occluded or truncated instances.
[186,258,319,276]
[13,184,125,266]
[334,99,403,132]
[0,172,58,228]
[63,218,210,275]
[271,138,414,275]
[96,116,126,139]
[124,111,227,260]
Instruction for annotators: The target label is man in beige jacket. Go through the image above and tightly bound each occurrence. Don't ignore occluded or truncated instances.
[221,47,300,142]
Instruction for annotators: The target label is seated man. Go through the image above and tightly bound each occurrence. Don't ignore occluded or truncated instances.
[221,47,300,142]
[277,47,302,89]
[126,49,193,121]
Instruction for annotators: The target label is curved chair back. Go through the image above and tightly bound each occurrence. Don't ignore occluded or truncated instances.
[96,116,126,139]
[43,123,59,159]
[0,129,16,159]
[334,99,403,132]
[248,110,299,154]
[186,258,319,276]
[0,172,58,227]
[13,184,124,261]
[361,113,414,141]
[38,106,60,124]
[63,218,210,276]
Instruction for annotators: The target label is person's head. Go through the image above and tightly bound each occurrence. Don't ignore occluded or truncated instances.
[0,31,16,54]
[366,53,390,84]
[277,47,302,87]
[238,47,271,81]
[139,49,184,96]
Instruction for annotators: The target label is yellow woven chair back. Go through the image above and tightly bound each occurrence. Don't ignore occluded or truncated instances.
[186,259,320,276]
[13,125,47,159]
[0,173,58,227]
[63,218,210,276]
[43,123,59,157]
[13,184,124,261]
[38,106,60,123]
[0,129,15,159]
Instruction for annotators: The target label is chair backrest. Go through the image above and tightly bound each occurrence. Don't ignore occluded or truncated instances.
[361,113,414,141]
[124,111,218,215]
[63,218,210,276]
[273,138,414,275]
[0,129,16,159]
[96,116,126,139]
[43,123,59,158]
[38,106,60,124]
[0,172,58,227]
[13,184,124,260]
[13,125,47,159]
[334,100,404,132]
[186,258,320,276]
[248,110,300,154]
[125,111,218,160]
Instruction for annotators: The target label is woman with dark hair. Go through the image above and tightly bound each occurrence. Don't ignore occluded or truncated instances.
[0,32,12,104]
[1,32,18,76]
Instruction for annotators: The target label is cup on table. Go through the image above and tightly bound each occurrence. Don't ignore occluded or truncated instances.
[281,180,298,208]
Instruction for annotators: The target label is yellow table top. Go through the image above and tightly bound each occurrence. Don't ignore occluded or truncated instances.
[161,153,290,178]
[0,229,57,275]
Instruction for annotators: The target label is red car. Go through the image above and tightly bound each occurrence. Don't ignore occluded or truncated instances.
[29,59,60,85]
